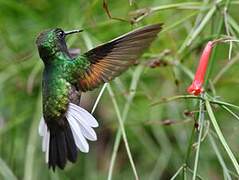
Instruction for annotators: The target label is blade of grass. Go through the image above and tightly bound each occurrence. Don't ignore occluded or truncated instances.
[179,1,219,53]
[161,12,199,34]
[173,60,195,80]
[151,2,203,11]
[184,125,196,165]
[208,133,232,180]
[223,0,232,60]
[221,105,239,121]
[149,152,171,179]
[107,65,143,180]
[205,100,239,175]
[227,14,239,34]
[80,28,140,179]
[23,91,42,180]
[205,0,230,86]
[131,2,203,23]
[0,158,17,180]
[213,53,239,84]
[212,100,239,110]
[107,85,139,180]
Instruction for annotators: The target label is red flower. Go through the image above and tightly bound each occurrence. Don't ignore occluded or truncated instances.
[187,41,214,96]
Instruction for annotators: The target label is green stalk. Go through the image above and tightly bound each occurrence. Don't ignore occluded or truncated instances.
[208,133,232,180]
[221,105,239,121]
[23,91,42,180]
[0,158,17,180]
[192,98,205,180]
[170,165,184,180]
[91,83,108,114]
[205,0,230,86]
[179,2,218,53]
[152,94,239,110]
[107,66,143,180]
[107,85,139,180]
[205,100,239,175]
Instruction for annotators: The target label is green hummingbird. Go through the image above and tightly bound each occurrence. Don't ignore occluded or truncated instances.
[36,23,162,170]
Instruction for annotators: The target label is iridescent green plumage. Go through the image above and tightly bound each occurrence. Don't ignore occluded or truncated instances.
[41,52,89,121]
[36,24,162,170]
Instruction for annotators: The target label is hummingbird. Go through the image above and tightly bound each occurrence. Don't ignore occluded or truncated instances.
[36,23,162,170]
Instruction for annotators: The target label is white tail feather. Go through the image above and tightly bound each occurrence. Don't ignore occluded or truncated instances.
[38,117,46,136]
[45,131,50,163]
[66,114,89,152]
[38,103,99,163]
[70,103,99,127]
[42,127,48,152]
[68,110,97,141]
[39,117,50,163]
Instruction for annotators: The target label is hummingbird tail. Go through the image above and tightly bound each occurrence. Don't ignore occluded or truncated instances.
[39,118,77,170]
[39,103,99,170]
[48,121,78,170]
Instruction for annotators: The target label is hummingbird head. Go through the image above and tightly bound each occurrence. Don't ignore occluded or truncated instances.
[36,28,83,62]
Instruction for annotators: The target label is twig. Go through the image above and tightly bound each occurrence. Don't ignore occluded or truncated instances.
[103,0,131,24]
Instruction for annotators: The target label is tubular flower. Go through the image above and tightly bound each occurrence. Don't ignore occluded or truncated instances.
[187,41,214,96]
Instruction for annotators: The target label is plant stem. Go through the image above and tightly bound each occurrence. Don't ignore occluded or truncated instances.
[192,96,205,180]
[91,83,108,114]
[208,133,232,180]
[107,66,143,180]
[170,165,184,180]
[205,100,239,175]
[107,85,139,180]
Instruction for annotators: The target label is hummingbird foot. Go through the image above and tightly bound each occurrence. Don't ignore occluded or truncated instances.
[38,103,99,169]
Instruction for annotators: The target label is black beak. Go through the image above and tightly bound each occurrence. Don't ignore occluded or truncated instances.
[64,29,83,36]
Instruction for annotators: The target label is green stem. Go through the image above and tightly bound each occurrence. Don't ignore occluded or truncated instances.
[179,2,219,53]
[184,125,196,165]
[152,94,239,110]
[192,97,205,180]
[107,85,139,180]
[205,100,239,175]
[0,158,17,180]
[170,165,184,180]
[91,83,108,114]
[107,66,143,180]
[208,133,232,180]
[221,105,239,121]
[205,0,231,86]
[23,91,42,180]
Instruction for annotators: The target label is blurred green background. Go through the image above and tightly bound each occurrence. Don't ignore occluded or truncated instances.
[1,0,239,179]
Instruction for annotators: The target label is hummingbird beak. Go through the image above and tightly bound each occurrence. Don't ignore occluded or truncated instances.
[64,29,83,36]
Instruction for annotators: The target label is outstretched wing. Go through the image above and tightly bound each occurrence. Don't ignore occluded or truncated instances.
[75,23,163,91]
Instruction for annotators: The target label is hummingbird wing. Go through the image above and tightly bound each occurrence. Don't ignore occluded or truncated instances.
[75,23,162,91]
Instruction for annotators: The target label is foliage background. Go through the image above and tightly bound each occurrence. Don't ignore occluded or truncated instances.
[0,0,239,179]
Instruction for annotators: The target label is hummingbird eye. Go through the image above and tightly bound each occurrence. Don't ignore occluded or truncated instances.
[56,30,65,38]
